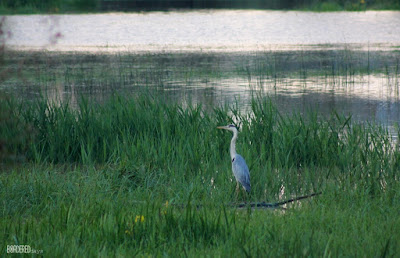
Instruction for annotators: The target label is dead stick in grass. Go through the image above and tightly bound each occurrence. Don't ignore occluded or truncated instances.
[129,192,322,208]
[133,192,322,209]
[234,192,322,209]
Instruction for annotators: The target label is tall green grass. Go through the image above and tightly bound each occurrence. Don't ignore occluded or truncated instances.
[2,93,399,198]
[1,93,399,255]
[1,164,398,256]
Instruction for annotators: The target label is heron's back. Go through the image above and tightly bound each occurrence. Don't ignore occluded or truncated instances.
[232,154,251,192]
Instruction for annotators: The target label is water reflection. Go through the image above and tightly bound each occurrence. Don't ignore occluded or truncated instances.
[1,50,399,133]
[4,69,400,126]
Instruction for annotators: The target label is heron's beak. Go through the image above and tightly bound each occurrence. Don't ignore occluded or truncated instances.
[217,126,228,130]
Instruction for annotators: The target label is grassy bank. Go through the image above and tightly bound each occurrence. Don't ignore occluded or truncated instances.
[1,0,399,14]
[1,165,399,256]
[1,94,400,255]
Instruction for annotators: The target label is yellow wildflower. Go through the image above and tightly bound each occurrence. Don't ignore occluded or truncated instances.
[135,215,145,223]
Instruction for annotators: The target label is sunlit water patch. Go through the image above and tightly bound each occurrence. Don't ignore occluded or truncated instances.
[3,11,400,52]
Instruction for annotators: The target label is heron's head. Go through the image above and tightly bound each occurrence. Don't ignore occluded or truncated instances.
[217,124,238,133]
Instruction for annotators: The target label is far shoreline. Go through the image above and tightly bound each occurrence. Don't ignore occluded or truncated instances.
[1,0,400,15]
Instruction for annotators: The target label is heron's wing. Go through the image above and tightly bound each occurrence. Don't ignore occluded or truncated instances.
[232,154,251,192]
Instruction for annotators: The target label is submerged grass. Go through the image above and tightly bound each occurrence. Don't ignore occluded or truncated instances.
[3,50,400,103]
[1,93,400,256]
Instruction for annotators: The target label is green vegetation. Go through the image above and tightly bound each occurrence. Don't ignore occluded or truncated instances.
[1,93,400,256]
[0,0,399,14]
[300,0,400,11]
[1,45,400,256]
[1,0,400,251]
[0,0,98,14]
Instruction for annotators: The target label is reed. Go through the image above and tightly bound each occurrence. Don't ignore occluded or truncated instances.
[1,93,399,256]
[1,93,399,195]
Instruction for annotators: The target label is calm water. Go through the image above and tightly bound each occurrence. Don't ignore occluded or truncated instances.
[4,11,400,51]
[2,11,400,134]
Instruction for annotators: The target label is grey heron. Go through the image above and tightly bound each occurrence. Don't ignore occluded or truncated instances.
[217,124,251,193]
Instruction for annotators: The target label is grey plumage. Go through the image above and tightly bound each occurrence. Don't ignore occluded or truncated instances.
[217,124,251,193]
[232,154,251,192]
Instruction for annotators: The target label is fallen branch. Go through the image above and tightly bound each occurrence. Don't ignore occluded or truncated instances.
[130,192,322,209]
[234,192,322,209]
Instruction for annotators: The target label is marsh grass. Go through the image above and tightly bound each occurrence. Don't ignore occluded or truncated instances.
[1,93,399,196]
[1,93,400,256]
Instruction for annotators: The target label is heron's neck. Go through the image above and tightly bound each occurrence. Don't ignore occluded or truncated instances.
[230,131,238,160]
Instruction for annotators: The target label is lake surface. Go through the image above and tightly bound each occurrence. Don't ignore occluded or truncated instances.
[4,11,400,51]
[2,11,400,135]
